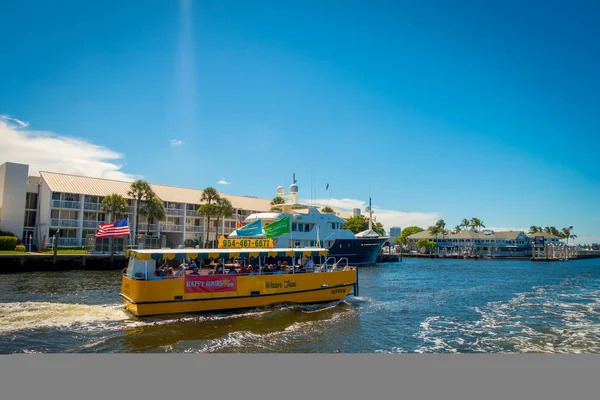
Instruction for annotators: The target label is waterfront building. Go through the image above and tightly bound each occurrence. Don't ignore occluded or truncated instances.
[407,229,564,257]
[389,227,402,240]
[0,162,350,249]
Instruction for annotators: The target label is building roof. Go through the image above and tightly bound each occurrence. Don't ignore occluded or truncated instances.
[408,229,543,241]
[39,171,352,217]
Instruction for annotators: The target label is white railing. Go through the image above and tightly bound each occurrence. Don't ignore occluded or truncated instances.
[160,224,183,232]
[185,226,202,232]
[52,200,81,209]
[83,202,101,211]
[138,223,158,232]
[50,219,80,228]
[83,220,101,228]
[166,208,185,216]
[186,209,200,217]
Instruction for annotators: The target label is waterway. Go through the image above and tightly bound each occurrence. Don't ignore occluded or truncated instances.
[1,258,600,353]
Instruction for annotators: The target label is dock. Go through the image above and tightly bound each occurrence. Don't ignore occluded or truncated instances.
[530,245,600,262]
[376,253,400,263]
[0,253,128,273]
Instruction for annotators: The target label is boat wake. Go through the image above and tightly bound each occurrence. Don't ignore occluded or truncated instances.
[414,282,600,353]
[0,301,129,334]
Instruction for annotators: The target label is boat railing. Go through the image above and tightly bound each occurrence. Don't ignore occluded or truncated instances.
[331,257,348,271]
[318,256,337,272]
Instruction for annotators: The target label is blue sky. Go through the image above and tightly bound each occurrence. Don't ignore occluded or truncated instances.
[1,0,599,242]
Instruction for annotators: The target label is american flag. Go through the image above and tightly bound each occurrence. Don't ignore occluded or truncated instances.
[95,217,131,238]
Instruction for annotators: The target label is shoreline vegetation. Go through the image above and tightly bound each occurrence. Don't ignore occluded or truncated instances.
[393,218,587,253]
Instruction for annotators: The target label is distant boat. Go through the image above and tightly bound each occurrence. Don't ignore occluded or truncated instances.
[228,176,388,266]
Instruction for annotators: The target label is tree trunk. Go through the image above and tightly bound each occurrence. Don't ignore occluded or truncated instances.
[215,216,221,245]
[134,199,140,241]
[206,216,211,248]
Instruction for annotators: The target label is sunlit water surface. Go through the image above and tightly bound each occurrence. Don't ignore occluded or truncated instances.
[2,258,600,353]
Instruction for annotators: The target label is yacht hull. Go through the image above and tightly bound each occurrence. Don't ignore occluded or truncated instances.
[328,237,388,266]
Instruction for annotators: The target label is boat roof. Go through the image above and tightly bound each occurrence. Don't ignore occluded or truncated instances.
[127,247,329,260]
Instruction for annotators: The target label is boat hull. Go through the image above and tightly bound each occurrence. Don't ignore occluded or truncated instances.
[328,237,388,266]
[120,269,357,317]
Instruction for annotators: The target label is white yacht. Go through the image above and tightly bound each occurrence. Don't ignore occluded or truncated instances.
[227,176,388,266]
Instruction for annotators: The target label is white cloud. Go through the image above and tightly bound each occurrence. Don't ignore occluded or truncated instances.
[0,117,137,181]
[170,139,184,146]
[1,115,29,127]
[217,177,231,185]
[311,197,441,230]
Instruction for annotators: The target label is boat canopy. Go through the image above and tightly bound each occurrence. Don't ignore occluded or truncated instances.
[126,247,329,261]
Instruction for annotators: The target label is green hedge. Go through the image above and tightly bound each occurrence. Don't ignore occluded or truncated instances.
[0,236,18,250]
[0,230,16,237]
[15,245,26,252]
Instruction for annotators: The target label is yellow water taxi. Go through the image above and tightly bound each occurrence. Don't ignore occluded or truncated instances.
[120,246,358,317]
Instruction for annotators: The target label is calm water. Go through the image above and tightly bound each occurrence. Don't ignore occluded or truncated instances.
[1,258,600,353]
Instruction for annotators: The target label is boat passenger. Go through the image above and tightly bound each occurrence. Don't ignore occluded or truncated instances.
[305,258,314,272]
[228,266,237,275]
[190,259,197,269]
[239,264,249,275]
[214,261,224,275]
[301,255,309,268]
[189,266,200,275]
[248,266,255,276]
[173,265,185,278]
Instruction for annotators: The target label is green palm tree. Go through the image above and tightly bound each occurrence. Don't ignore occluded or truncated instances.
[454,225,462,234]
[141,197,166,235]
[321,206,334,213]
[428,225,441,244]
[100,194,130,260]
[270,196,286,211]
[101,194,129,221]
[561,227,576,244]
[214,197,234,243]
[128,180,155,239]
[199,187,220,247]
[461,218,470,231]
[529,225,539,234]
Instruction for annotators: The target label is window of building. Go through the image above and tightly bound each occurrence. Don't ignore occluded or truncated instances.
[61,210,79,220]
[25,193,38,209]
[23,211,36,227]
[52,192,61,200]
[51,209,60,219]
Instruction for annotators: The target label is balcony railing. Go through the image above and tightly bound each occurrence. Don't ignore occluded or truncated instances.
[83,220,102,228]
[50,219,80,228]
[185,209,200,217]
[166,208,184,216]
[83,202,101,211]
[138,223,158,232]
[185,226,203,232]
[160,224,183,232]
[51,200,81,209]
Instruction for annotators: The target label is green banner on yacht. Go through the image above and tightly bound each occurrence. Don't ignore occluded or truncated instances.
[264,216,291,238]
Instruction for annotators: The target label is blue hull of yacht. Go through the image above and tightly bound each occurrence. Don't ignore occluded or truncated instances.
[327,237,388,266]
